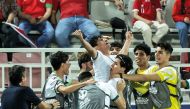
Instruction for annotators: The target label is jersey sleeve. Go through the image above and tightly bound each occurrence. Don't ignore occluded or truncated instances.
[45,0,53,8]
[156,67,177,82]
[55,79,65,93]
[46,75,65,93]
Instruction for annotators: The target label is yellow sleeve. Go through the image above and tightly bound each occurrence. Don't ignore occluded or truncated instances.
[156,67,176,82]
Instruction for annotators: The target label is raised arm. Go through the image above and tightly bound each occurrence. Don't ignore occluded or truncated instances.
[119,31,133,55]
[73,30,97,58]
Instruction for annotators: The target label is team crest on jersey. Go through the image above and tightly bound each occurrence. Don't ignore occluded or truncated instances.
[40,0,46,3]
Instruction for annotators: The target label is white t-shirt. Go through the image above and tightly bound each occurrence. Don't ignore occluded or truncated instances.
[92,51,116,82]
[108,78,123,89]
[96,82,119,107]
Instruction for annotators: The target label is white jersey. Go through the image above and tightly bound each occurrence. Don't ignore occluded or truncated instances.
[92,51,116,82]
[108,78,123,89]
[44,72,64,98]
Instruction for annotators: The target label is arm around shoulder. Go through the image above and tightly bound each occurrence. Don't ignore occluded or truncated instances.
[57,78,96,94]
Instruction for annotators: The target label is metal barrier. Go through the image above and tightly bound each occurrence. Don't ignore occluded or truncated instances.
[0,48,190,104]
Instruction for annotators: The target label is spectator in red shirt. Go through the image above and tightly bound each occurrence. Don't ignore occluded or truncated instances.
[172,0,190,48]
[55,0,124,48]
[17,0,54,47]
[132,0,169,47]
[172,0,190,73]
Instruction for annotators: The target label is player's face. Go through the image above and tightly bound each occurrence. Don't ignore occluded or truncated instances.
[62,59,71,75]
[111,58,124,74]
[134,50,150,67]
[97,37,110,51]
[110,47,121,55]
[155,47,170,64]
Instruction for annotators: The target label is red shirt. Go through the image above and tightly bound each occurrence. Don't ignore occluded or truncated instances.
[172,0,190,22]
[52,0,59,12]
[59,0,89,19]
[132,0,161,24]
[17,0,52,18]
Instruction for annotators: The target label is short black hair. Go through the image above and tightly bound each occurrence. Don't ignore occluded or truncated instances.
[156,42,173,54]
[89,36,102,47]
[9,65,25,85]
[78,52,91,69]
[110,41,123,48]
[116,54,133,73]
[134,43,151,56]
[78,71,93,82]
[50,51,69,70]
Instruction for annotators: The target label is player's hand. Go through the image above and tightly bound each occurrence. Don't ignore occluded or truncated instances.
[117,79,126,92]
[72,30,84,40]
[125,31,133,41]
[51,100,60,109]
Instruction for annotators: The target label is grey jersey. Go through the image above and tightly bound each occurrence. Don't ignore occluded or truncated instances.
[78,82,118,109]
[78,84,106,109]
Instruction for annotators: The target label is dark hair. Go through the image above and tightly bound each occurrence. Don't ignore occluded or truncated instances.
[89,36,102,47]
[110,41,123,48]
[9,65,25,85]
[116,54,133,73]
[78,71,93,82]
[156,42,173,54]
[78,52,91,69]
[50,51,69,70]
[134,43,151,56]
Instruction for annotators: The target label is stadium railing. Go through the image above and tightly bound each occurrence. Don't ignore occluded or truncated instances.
[0,48,190,105]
